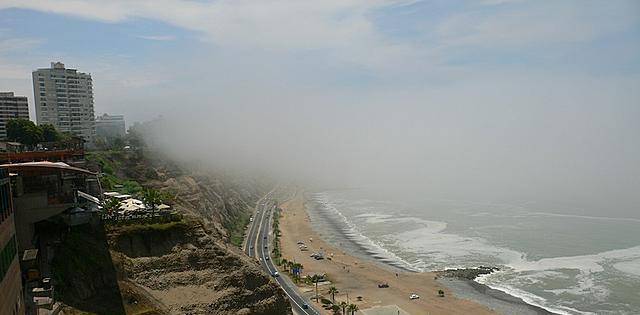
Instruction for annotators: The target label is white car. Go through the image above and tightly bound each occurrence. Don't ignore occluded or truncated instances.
[410,293,420,300]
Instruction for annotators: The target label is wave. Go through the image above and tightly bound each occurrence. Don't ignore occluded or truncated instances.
[310,191,640,315]
[310,193,422,272]
[474,275,594,315]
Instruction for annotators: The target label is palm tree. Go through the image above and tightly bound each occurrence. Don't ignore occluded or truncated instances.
[347,303,359,315]
[281,258,289,271]
[103,197,121,218]
[328,286,339,303]
[142,188,163,219]
[339,301,348,315]
[311,275,321,302]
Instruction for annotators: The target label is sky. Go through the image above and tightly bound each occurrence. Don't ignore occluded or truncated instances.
[1,0,639,216]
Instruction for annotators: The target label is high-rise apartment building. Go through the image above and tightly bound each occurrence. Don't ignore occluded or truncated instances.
[95,113,126,139]
[0,92,29,140]
[32,62,96,141]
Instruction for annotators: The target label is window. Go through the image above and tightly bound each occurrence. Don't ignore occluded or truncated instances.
[0,235,18,282]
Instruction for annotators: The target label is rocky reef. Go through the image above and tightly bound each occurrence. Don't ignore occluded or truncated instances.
[436,266,500,280]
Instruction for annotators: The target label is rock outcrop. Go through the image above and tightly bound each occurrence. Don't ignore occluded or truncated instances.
[109,220,290,315]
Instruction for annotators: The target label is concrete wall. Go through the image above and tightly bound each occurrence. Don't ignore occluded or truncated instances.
[13,193,69,251]
[0,215,25,315]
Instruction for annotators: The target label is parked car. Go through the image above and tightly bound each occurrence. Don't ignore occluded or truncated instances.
[378,283,389,288]
[410,293,420,300]
[265,256,270,261]
[302,304,309,309]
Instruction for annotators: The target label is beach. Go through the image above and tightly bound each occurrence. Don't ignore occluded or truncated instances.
[277,192,496,315]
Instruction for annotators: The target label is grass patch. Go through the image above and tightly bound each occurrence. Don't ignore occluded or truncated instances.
[113,219,188,235]
[86,151,143,194]
[224,211,250,247]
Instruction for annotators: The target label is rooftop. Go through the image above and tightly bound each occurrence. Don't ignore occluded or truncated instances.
[0,161,96,175]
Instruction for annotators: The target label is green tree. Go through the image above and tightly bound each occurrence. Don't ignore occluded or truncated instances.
[142,188,163,218]
[328,286,338,303]
[347,303,359,315]
[340,301,348,315]
[6,118,43,145]
[311,275,322,302]
[103,197,121,216]
[41,124,60,142]
[112,137,125,149]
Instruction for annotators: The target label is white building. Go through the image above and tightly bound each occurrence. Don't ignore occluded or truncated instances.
[32,62,96,141]
[95,113,126,139]
[0,92,29,139]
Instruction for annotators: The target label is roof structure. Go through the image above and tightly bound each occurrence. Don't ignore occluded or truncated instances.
[0,161,96,175]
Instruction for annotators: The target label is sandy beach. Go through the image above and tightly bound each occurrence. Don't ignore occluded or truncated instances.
[277,192,497,315]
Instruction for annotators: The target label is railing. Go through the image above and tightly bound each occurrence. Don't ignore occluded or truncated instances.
[101,210,182,226]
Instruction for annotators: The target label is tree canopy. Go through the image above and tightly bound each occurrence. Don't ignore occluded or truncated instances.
[6,119,43,145]
[6,118,69,145]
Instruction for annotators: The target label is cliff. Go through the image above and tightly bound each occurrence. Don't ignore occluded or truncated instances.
[51,149,291,314]
[108,220,290,314]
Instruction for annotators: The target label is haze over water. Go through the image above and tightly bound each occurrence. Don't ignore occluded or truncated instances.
[310,188,640,315]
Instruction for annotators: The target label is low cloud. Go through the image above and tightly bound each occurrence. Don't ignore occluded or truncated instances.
[136,35,176,41]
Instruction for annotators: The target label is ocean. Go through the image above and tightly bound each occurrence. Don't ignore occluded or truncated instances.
[307,189,640,315]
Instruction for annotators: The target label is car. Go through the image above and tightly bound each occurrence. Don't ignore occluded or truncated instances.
[378,283,389,288]
[265,256,270,261]
[410,293,420,300]
[263,236,267,239]
[302,303,309,309]
[272,271,279,277]
[264,245,268,249]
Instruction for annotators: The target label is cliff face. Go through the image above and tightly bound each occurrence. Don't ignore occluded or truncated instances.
[49,222,125,314]
[83,150,290,315]
[109,221,290,315]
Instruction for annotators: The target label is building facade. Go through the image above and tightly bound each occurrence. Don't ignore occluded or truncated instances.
[32,62,96,141]
[0,168,25,315]
[95,113,126,139]
[0,92,30,140]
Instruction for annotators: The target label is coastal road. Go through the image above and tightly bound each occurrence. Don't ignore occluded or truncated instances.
[243,191,273,257]
[245,193,321,315]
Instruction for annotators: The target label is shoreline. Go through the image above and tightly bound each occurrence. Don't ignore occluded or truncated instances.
[277,191,559,315]
[277,192,496,315]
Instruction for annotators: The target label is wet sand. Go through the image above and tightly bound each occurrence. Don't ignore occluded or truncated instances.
[278,192,497,315]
